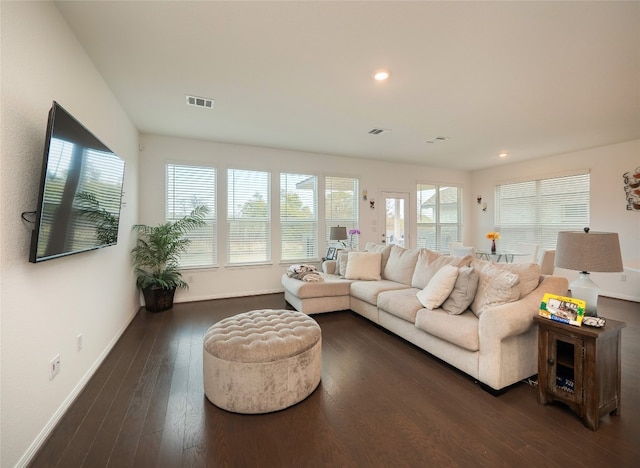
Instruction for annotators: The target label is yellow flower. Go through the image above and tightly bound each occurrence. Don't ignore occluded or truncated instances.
[486,231,501,240]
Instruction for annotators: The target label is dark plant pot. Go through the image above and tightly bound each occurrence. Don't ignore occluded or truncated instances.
[142,286,176,312]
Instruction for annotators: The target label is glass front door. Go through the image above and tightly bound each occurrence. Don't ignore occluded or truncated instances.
[380,191,409,247]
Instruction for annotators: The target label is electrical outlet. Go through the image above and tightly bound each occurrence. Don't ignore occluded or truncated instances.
[50,354,61,380]
[620,274,627,282]
[77,334,83,351]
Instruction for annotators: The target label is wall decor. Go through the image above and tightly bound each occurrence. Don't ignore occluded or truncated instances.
[623,167,640,211]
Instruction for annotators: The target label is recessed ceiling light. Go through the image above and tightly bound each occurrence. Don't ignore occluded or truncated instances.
[498,152,509,158]
[373,69,391,81]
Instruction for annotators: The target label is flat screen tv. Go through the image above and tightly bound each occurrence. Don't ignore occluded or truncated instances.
[29,101,125,263]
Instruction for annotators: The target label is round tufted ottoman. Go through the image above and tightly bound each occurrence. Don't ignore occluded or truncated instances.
[203,309,322,414]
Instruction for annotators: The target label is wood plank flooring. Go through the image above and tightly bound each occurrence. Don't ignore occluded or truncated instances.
[30,295,640,467]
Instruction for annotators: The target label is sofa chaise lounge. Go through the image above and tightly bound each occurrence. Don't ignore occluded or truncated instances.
[281,243,569,391]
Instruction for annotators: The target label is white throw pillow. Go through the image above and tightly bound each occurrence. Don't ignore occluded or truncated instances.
[344,252,382,280]
[416,264,459,310]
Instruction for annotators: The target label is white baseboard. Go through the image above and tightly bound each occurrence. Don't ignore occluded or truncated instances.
[17,308,139,468]
[173,288,284,304]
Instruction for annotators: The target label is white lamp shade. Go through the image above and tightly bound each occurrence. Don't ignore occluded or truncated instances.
[554,231,623,273]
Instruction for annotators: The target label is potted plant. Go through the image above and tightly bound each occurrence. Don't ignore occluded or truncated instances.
[131,205,208,312]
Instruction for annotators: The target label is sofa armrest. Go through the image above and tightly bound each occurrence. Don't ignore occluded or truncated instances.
[322,260,337,275]
[477,275,569,390]
[479,275,569,342]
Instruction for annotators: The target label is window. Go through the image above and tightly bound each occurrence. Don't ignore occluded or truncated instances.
[166,164,216,267]
[416,184,462,253]
[496,171,590,250]
[281,173,317,261]
[227,169,270,264]
[325,176,359,249]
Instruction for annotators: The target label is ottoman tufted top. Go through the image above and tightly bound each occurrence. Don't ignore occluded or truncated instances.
[203,309,321,363]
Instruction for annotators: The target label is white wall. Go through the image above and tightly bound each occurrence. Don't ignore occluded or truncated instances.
[471,140,640,301]
[139,133,471,302]
[0,2,139,467]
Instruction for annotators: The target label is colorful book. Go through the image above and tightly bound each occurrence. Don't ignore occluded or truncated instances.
[539,293,586,327]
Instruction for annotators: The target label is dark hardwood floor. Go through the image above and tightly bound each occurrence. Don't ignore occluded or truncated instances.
[30,295,639,467]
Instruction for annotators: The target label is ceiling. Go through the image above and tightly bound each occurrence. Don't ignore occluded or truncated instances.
[55,1,640,171]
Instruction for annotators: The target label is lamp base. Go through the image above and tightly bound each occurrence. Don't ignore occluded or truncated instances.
[569,272,600,317]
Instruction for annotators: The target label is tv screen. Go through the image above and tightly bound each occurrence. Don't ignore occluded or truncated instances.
[29,101,125,263]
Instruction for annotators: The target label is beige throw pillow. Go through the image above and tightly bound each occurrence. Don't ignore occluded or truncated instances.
[416,264,459,310]
[472,259,540,298]
[470,265,520,317]
[364,243,393,271]
[345,252,382,280]
[441,266,479,315]
[411,249,473,289]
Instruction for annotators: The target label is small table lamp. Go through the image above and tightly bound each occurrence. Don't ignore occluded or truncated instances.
[330,226,348,248]
[554,228,623,316]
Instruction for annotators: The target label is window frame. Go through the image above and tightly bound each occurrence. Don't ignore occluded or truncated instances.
[495,170,590,251]
[227,168,271,265]
[416,184,463,253]
[166,163,217,268]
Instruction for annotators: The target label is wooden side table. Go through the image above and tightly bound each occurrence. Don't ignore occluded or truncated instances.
[534,316,626,431]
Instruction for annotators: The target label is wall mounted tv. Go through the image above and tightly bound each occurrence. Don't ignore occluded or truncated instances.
[29,101,125,263]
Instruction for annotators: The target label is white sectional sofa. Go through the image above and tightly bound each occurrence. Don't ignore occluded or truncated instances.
[281,243,569,391]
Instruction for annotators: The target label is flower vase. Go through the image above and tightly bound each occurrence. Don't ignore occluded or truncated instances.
[491,239,496,254]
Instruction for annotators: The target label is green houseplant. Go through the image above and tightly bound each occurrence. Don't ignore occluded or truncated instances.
[131,205,208,312]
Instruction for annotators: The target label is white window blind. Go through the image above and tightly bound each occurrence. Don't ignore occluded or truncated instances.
[496,172,590,251]
[280,173,318,261]
[417,184,462,253]
[227,169,271,264]
[325,176,359,249]
[166,164,216,267]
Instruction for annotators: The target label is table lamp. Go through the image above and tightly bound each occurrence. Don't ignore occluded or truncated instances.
[330,226,348,248]
[554,228,623,316]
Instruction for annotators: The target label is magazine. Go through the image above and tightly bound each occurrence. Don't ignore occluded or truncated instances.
[539,293,586,327]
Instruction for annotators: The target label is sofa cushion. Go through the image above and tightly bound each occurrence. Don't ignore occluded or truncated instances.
[345,252,382,280]
[383,246,420,284]
[470,265,520,317]
[411,250,473,289]
[441,266,479,315]
[281,273,352,298]
[377,288,423,323]
[472,259,540,298]
[364,242,393,270]
[350,280,410,305]
[415,308,479,352]
[416,264,459,310]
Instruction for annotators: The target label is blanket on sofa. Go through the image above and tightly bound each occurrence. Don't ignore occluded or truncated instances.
[286,264,324,282]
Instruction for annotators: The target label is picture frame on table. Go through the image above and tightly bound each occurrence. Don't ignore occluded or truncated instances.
[326,247,337,260]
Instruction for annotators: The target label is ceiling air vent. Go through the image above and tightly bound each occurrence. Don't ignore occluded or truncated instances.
[368,128,391,135]
[186,95,214,109]
[426,136,449,144]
